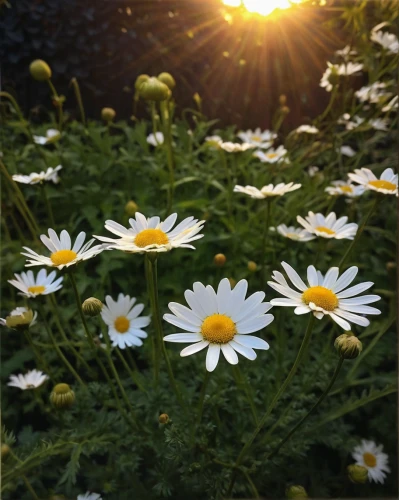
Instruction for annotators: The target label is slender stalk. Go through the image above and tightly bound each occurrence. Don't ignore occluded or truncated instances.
[24,330,50,373]
[144,257,160,383]
[191,371,210,444]
[70,77,86,127]
[115,348,146,393]
[40,184,55,227]
[226,315,316,496]
[338,198,379,268]
[219,150,233,223]
[318,85,338,123]
[8,449,40,500]
[47,79,64,131]
[160,101,175,216]
[233,365,258,425]
[267,357,344,460]
[260,199,272,289]
[68,272,95,348]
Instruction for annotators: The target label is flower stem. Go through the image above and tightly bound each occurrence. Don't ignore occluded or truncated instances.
[40,184,55,227]
[233,365,258,425]
[115,348,146,393]
[266,357,344,460]
[191,370,210,444]
[8,449,40,500]
[24,330,50,373]
[67,272,95,349]
[160,101,175,216]
[260,199,272,289]
[219,150,233,223]
[70,77,86,127]
[226,315,316,496]
[47,79,64,131]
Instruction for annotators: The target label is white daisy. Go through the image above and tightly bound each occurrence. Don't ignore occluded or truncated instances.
[254,145,288,164]
[295,125,319,134]
[237,128,277,149]
[352,440,390,484]
[147,132,164,146]
[338,114,365,131]
[33,129,61,145]
[307,166,319,177]
[382,95,398,112]
[340,145,356,157]
[94,212,205,253]
[7,369,49,390]
[325,181,365,198]
[77,493,103,500]
[205,135,223,149]
[101,293,150,349]
[22,229,105,270]
[234,182,301,199]
[348,167,398,196]
[0,307,38,327]
[276,225,315,242]
[297,212,358,240]
[12,165,62,185]
[8,269,63,298]
[220,141,254,153]
[268,262,381,330]
[355,82,392,104]
[371,30,399,53]
[320,62,363,92]
[335,45,357,59]
[369,118,389,131]
[163,278,273,372]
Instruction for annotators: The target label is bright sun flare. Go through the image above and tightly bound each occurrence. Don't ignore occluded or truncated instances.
[222,0,303,17]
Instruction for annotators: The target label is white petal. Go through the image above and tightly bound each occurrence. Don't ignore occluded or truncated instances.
[281,262,307,291]
[234,335,270,350]
[322,267,339,289]
[237,314,273,334]
[206,344,221,372]
[221,343,239,364]
[163,314,200,332]
[180,340,209,357]
[229,340,257,360]
[336,281,373,298]
[333,266,358,292]
[163,333,203,342]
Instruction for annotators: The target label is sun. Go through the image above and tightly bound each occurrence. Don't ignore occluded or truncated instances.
[222,0,304,17]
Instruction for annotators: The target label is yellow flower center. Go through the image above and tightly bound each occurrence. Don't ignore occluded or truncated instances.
[27,285,46,294]
[315,226,335,236]
[368,180,396,192]
[340,185,353,193]
[201,314,237,344]
[134,228,169,248]
[114,316,130,333]
[287,232,300,240]
[363,452,377,468]
[50,250,77,266]
[252,135,261,141]
[267,153,278,159]
[302,286,338,311]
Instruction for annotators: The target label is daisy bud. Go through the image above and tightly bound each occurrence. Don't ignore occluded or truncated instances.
[139,77,170,102]
[158,72,176,90]
[213,253,226,267]
[347,463,368,484]
[29,59,52,81]
[158,413,169,424]
[334,332,362,359]
[281,105,290,114]
[193,92,202,108]
[101,107,116,122]
[6,309,34,331]
[248,261,257,272]
[82,297,103,317]
[125,200,139,216]
[50,383,75,408]
[134,73,150,91]
[279,94,287,105]
[286,485,308,499]
[1,444,10,459]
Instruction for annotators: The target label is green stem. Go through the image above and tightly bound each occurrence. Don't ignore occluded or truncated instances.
[260,199,272,289]
[219,150,233,223]
[40,184,55,227]
[192,371,210,444]
[24,330,50,373]
[8,450,40,500]
[160,101,175,216]
[144,257,160,383]
[70,77,86,127]
[115,348,146,393]
[68,272,95,348]
[267,357,344,460]
[47,79,64,132]
[226,315,316,496]
[318,85,338,123]
[233,365,258,425]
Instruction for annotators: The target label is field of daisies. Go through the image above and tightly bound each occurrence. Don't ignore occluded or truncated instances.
[1,4,398,500]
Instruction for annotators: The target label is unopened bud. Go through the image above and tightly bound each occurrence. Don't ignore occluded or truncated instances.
[347,464,368,484]
[286,485,308,499]
[134,74,150,91]
[334,332,362,359]
[101,107,116,122]
[281,106,290,114]
[125,200,139,216]
[50,383,75,408]
[214,253,226,267]
[248,261,257,272]
[82,297,103,317]
[1,444,10,459]
[6,309,34,331]
[158,72,176,90]
[139,77,170,102]
[159,413,169,424]
[193,92,202,109]
[279,94,287,105]
[30,59,52,81]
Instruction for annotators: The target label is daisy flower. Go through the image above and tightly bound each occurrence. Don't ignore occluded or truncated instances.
[320,62,363,92]
[220,141,254,153]
[33,128,61,145]
[268,262,381,330]
[101,293,150,349]
[0,307,37,327]
[163,278,273,372]
[12,166,62,185]
[22,229,105,270]
[295,125,319,134]
[348,167,398,196]
[276,225,315,242]
[297,212,358,240]
[95,212,205,253]
[370,118,389,131]
[147,132,164,146]
[371,30,399,53]
[77,493,103,500]
[335,45,357,59]
[340,145,356,157]
[382,95,398,112]
[307,166,319,177]
[338,114,365,131]
[204,135,223,149]
[355,82,392,104]
[254,145,288,164]
[352,440,390,484]
[7,369,49,390]
[325,181,365,198]
[234,182,301,199]
[8,269,63,298]
[237,128,277,149]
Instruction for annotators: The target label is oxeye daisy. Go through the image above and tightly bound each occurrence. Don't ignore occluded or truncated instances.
[254,146,288,164]
[348,167,398,196]
[371,30,399,54]
[77,493,102,500]
[163,278,273,372]
[22,229,105,270]
[234,182,301,199]
[33,128,61,145]
[295,125,319,134]
[95,212,205,253]
[237,128,277,149]
[204,135,223,149]
[340,145,356,157]
[8,269,63,298]
[325,181,365,198]
[101,294,150,349]
[7,369,49,390]
[297,212,358,240]
[0,307,37,328]
[352,440,390,484]
[12,165,62,185]
[268,262,381,330]
[220,141,254,153]
[147,132,164,146]
[276,225,315,242]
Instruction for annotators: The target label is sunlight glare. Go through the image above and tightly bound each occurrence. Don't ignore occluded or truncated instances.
[222,0,305,17]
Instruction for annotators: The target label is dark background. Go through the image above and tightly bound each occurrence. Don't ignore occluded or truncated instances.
[1,0,351,128]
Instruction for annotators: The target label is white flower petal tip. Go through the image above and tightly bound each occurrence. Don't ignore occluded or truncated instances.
[348,168,398,196]
[320,62,363,92]
[276,225,315,242]
[8,269,63,298]
[12,165,62,185]
[325,181,365,198]
[234,182,301,199]
[147,132,164,146]
[236,128,277,149]
[163,279,273,371]
[268,262,381,330]
[254,145,288,164]
[7,369,49,390]
[352,439,390,484]
[296,211,358,240]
